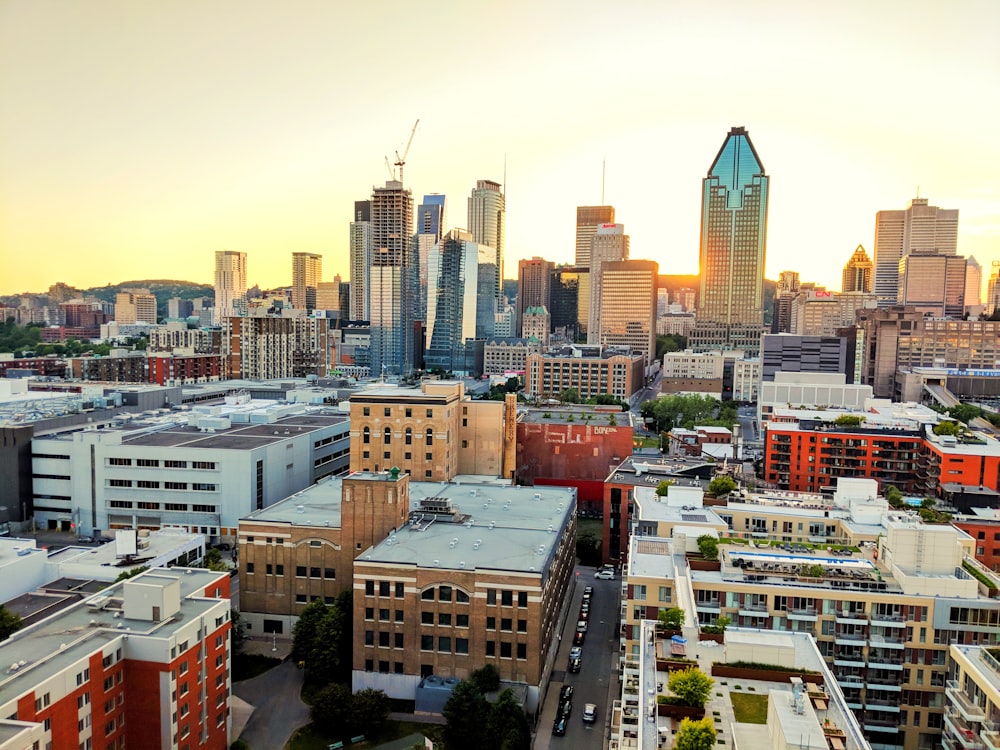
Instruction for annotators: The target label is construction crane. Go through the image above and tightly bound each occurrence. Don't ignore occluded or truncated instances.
[384,155,396,181]
[393,119,419,184]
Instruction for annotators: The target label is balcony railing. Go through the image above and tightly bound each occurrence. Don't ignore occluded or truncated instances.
[982,721,1000,750]
[946,680,987,721]
[945,707,986,750]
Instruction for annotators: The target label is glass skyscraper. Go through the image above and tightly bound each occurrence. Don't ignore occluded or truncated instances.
[468,180,505,303]
[692,127,769,355]
[369,180,414,377]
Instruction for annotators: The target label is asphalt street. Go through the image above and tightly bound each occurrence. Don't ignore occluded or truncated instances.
[535,568,621,750]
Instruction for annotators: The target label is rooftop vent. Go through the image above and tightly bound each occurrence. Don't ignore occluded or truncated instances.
[473,539,482,550]
[533,493,541,500]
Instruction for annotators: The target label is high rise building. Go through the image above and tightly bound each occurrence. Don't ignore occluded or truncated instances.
[841,244,874,293]
[369,181,414,377]
[292,252,322,311]
[468,180,505,303]
[872,197,959,307]
[214,250,247,325]
[349,200,371,321]
[416,194,447,322]
[597,259,657,366]
[692,127,769,355]
[587,223,629,343]
[965,254,983,311]
[897,251,966,318]
[771,270,801,333]
[114,288,157,324]
[989,261,1000,315]
[223,309,329,380]
[425,230,497,374]
[574,206,615,267]
[549,265,586,342]
[516,257,553,336]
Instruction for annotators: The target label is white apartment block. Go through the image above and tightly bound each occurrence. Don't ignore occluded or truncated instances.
[733,358,761,402]
[758,373,875,428]
[662,350,725,380]
[30,398,350,539]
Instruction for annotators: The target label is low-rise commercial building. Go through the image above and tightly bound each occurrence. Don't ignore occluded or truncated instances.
[525,347,644,402]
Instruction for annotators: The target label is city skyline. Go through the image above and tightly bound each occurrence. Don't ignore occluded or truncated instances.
[2,1,998,296]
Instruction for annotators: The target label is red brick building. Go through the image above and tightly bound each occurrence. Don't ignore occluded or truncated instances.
[0,568,232,750]
[148,354,223,385]
[952,516,1000,571]
[516,408,634,512]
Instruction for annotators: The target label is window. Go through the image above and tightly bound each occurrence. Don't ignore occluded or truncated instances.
[486,642,496,656]
[192,461,216,470]
[456,589,470,603]
[502,591,513,606]
[379,632,390,647]
[456,614,469,628]
[634,585,647,601]
[366,581,375,596]
[325,568,336,579]
[421,588,434,601]
[517,591,528,607]
[456,638,469,654]
[426,409,433,418]
[109,479,132,488]
[395,610,404,622]
[379,609,390,621]
[439,586,452,602]
[438,637,451,652]
[165,460,186,468]
[487,617,496,630]
[365,631,374,646]
[109,458,131,466]
[137,480,159,489]
[76,668,90,685]
[363,407,370,416]
[517,643,527,659]
[426,428,433,445]
[275,564,283,575]
[296,566,306,577]
[421,635,433,651]
[405,428,412,445]
[246,562,254,573]
[363,427,370,444]
[438,613,452,626]
[394,582,404,597]
[421,612,433,625]
[487,589,497,605]
[517,619,527,633]
[500,642,512,658]
[379,581,390,596]
[394,633,404,649]
[311,567,321,578]
[501,618,512,631]
[365,607,374,620]
[191,483,216,492]
[265,564,272,575]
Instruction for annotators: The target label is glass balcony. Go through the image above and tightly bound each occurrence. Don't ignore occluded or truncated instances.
[945,680,987,722]
[982,721,1000,750]
[944,707,986,750]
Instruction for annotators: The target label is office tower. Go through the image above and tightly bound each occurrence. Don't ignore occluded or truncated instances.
[897,252,967,318]
[223,309,329,379]
[368,181,414,377]
[587,223,630,343]
[771,271,801,334]
[468,180,505,302]
[989,261,1000,315]
[575,206,615,267]
[692,127,769,355]
[674,288,696,312]
[841,244,873,293]
[873,197,959,307]
[965,255,983,311]
[214,250,247,325]
[292,252,322,311]
[114,288,157,324]
[316,281,340,312]
[167,297,193,320]
[550,265,586,342]
[349,200,371,321]
[416,194,447,321]
[425,229,497,374]
[597,259,657,366]
[516,257,553,336]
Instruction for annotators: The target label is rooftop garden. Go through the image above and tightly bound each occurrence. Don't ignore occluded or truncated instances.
[729,692,768,724]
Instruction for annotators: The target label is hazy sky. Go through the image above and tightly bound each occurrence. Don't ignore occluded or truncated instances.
[2,0,999,297]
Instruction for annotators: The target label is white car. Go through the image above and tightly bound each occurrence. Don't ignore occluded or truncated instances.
[595,569,615,580]
[583,703,598,723]
[577,620,587,632]
[569,646,582,660]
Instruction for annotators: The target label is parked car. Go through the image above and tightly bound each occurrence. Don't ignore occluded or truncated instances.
[580,601,590,613]
[579,609,589,621]
[583,703,598,723]
[560,685,574,701]
[573,630,586,645]
[559,699,572,718]
[594,569,615,580]
[552,717,567,736]
[76,537,93,544]
[569,646,582,660]
[214,542,232,551]
[583,585,594,596]
[568,657,582,673]
[576,620,587,632]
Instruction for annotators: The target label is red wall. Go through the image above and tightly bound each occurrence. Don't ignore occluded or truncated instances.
[517,422,633,489]
[952,519,1000,571]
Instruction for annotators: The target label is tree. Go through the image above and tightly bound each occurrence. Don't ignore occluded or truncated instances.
[933,420,961,436]
[697,535,718,561]
[674,717,717,750]
[949,403,983,424]
[310,683,353,735]
[202,548,228,572]
[707,475,737,497]
[352,688,390,736]
[714,615,731,632]
[0,605,23,642]
[884,484,904,508]
[292,599,328,664]
[115,565,149,582]
[559,388,580,404]
[576,530,602,566]
[486,688,531,750]
[833,414,863,427]
[470,664,501,694]
[667,667,714,708]
[442,680,488,749]
[230,608,247,654]
[659,607,684,630]
[656,480,674,497]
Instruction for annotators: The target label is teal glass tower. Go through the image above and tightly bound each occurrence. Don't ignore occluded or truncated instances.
[692,127,769,355]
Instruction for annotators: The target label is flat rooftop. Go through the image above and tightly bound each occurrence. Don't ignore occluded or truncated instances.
[36,409,347,450]
[0,568,227,708]
[45,529,204,575]
[628,538,676,579]
[360,482,576,575]
[519,407,636,427]
[607,455,714,487]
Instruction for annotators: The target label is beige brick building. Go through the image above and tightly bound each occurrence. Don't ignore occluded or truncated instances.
[348,381,514,481]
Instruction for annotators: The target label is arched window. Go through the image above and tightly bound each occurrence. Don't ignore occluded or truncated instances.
[363,427,370,444]
[384,427,391,445]
[426,428,434,446]
[405,428,412,445]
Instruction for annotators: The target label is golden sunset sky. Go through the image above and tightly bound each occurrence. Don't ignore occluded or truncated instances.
[1,0,998,297]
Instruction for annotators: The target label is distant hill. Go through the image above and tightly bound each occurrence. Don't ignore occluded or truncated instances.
[85,280,214,321]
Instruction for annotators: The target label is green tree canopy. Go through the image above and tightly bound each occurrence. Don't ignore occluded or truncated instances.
[639,393,737,433]
[656,480,674,497]
[352,688,390,735]
[442,681,489,749]
[833,414,863,427]
[291,594,353,686]
[707,476,737,497]
[486,689,531,750]
[675,717,717,750]
[933,420,961,436]
[667,667,715,708]
[948,403,983,425]
[659,607,685,630]
[697,535,719,560]
[310,683,353,735]
[115,565,149,582]
[0,605,23,641]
